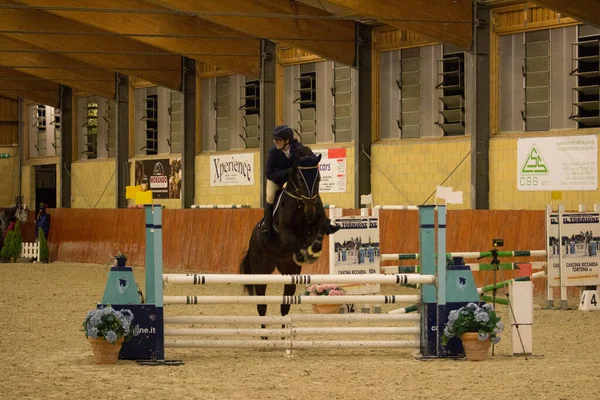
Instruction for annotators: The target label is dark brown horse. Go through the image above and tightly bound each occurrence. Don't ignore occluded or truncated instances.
[239,145,330,325]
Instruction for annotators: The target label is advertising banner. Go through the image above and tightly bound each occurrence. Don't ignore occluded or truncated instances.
[134,158,181,199]
[547,212,600,287]
[517,135,597,191]
[210,153,254,186]
[313,148,347,193]
[330,215,380,295]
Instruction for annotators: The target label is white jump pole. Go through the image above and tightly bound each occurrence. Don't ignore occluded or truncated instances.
[164,314,420,325]
[163,273,435,285]
[164,327,420,337]
[165,339,420,349]
[164,294,420,305]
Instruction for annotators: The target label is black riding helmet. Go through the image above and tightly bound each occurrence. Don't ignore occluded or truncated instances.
[273,125,294,142]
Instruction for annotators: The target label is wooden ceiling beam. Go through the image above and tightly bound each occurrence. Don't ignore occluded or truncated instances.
[532,0,600,27]
[144,0,356,65]
[0,89,58,106]
[0,36,115,99]
[0,68,60,106]
[0,0,181,89]
[326,0,473,50]
[14,0,260,77]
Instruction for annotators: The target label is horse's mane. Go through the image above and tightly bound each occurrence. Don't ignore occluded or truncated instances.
[294,145,320,168]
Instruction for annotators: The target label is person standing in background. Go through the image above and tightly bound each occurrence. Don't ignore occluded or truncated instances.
[36,203,50,240]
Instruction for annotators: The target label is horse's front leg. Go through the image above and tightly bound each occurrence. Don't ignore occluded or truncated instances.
[308,218,330,258]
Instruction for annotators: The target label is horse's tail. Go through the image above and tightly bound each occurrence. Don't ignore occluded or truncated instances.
[239,250,254,296]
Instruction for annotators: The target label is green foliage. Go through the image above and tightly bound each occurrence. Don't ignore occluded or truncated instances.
[442,303,504,346]
[11,222,22,259]
[1,231,14,259]
[38,228,49,263]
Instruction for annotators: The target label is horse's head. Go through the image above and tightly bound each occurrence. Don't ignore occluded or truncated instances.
[16,203,28,224]
[289,148,322,219]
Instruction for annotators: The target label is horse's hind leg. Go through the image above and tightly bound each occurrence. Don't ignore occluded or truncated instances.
[254,284,268,339]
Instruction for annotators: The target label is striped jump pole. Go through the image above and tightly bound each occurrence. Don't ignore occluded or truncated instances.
[165,326,420,337]
[163,273,435,285]
[165,339,420,349]
[381,250,547,261]
[191,204,251,209]
[164,294,420,305]
[381,262,546,274]
[164,314,420,325]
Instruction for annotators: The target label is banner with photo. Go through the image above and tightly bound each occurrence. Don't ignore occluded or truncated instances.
[313,148,347,193]
[210,153,254,186]
[134,158,181,199]
[330,215,380,295]
[547,212,600,287]
[517,135,597,191]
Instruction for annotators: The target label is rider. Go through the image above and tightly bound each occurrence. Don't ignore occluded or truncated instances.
[260,125,302,239]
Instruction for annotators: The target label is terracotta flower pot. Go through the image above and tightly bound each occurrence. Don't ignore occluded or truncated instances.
[460,332,491,361]
[312,304,341,314]
[88,337,124,364]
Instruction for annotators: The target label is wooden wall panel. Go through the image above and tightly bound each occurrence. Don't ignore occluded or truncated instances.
[0,96,18,145]
[46,208,563,296]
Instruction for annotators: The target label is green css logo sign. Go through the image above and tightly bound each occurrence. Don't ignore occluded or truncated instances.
[520,145,548,187]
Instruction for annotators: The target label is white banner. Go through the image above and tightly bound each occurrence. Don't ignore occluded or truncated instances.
[517,135,597,191]
[210,153,254,186]
[330,216,380,295]
[547,212,600,287]
[313,148,347,193]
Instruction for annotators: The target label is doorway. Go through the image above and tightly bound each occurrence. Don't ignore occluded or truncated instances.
[34,164,56,214]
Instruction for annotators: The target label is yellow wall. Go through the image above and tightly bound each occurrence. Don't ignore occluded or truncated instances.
[0,146,20,206]
[71,159,116,208]
[195,150,261,207]
[490,133,600,210]
[371,138,471,209]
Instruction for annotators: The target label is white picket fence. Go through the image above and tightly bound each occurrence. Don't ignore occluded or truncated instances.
[21,242,40,260]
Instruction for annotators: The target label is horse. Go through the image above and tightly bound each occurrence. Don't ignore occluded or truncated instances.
[0,197,29,254]
[239,145,331,329]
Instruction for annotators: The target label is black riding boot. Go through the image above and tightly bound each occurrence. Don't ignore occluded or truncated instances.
[260,203,274,239]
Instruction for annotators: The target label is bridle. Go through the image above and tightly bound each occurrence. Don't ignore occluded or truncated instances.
[284,164,320,208]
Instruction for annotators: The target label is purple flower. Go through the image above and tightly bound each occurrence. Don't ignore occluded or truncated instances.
[105,331,118,344]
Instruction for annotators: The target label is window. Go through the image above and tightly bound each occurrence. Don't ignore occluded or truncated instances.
[240,79,260,148]
[379,45,444,139]
[295,63,317,144]
[76,96,114,160]
[499,27,577,133]
[168,89,183,154]
[34,105,47,156]
[201,75,260,152]
[143,87,158,155]
[283,61,355,144]
[437,49,465,136]
[214,76,230,151]
[83,101,98,159]
[524,30,551,131]
[400,48,422,138]
[333,63,353,142]
[51,109,60,153]
[571,25,600,128]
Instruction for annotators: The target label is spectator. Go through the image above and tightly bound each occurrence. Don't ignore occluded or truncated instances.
[36,203,50,240]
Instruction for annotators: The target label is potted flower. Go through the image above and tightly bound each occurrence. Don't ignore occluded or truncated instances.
[303,284,346,314]
[114,251,128,267]
[82,306,134,364]
[442,302,504,361]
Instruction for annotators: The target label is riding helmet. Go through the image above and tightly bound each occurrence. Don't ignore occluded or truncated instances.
[273,125,294,142]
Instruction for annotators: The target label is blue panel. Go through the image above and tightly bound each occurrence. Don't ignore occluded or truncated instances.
[419,206,436,303]
[97,304,156,360]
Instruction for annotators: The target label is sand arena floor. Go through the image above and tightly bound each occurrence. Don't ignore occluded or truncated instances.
[2,262,600,400]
